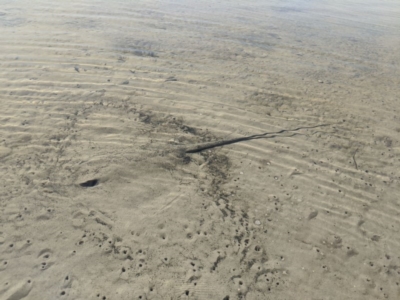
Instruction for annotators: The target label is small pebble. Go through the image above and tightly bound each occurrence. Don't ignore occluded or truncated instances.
[240,171,243,175]
[255,220,261,225]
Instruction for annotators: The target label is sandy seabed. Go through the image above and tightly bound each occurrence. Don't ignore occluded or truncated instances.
[1,0,400,299]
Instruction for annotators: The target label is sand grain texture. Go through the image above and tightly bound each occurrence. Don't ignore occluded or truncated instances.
[1,0,400,299]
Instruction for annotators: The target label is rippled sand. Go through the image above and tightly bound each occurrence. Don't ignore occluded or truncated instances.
[1,1,400,299]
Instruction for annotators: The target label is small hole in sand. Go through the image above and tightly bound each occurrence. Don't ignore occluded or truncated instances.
[61,291,65,296]
[80,179,99,187]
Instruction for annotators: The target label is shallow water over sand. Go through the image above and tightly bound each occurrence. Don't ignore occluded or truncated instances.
[1,1,399,299]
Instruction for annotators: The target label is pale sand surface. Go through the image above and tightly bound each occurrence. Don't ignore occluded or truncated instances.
[1,0,400,299]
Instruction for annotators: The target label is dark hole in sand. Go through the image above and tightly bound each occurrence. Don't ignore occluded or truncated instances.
[80,179,99,187]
